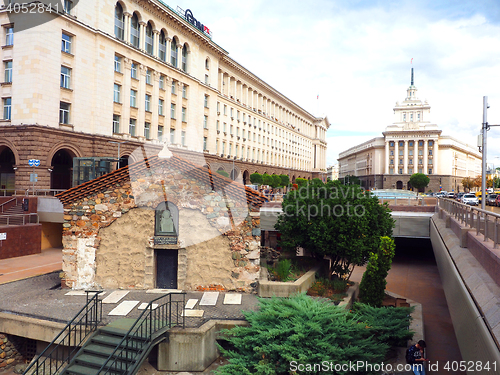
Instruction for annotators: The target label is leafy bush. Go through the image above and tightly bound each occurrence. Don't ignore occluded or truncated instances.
[215,294,414,375]
[359,237,396,306]
[217,170,229,178]
[275,259,292,281]
[250,173,263,185]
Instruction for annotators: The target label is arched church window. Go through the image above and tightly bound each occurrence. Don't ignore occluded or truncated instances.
[155,202,179,236]
[114,3,124,40]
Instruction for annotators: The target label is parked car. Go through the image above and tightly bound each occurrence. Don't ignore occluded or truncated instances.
[435,191,447,198]
[486,194,498,206]
[462,193,479,206]
[446,192,456,199]
[475,191,483,203]
[456,192,465,202]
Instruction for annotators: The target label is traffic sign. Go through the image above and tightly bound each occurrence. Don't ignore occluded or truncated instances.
[28,159,40,167]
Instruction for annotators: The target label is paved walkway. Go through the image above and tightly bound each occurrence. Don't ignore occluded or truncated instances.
[0,242,463,374]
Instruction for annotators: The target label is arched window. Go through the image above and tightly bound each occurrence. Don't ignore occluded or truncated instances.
[170,38,177,67]
[130,13,140,48]
[145,22,153,54]
[205,58,209,70]
[159,31,167,62]
[155,202,179,236]
[114,3,124,40]
[181,45,188,72]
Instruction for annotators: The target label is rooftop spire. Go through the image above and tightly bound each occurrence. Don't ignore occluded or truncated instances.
[411,67,414,86]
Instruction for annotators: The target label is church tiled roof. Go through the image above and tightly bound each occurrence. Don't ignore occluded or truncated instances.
[56,153,267,208]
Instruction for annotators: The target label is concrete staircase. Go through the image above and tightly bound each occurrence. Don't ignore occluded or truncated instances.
[62,319,165,375]
[0,202,25,226]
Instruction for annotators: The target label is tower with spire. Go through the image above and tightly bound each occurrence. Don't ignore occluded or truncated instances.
[391,67,432,130]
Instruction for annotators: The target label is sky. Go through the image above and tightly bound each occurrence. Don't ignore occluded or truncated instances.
[173,0,500,169]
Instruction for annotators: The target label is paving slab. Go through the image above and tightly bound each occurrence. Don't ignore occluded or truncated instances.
[223,294,242,305]
[108,301,140,316]
[199,292,219,306]
[185,299,198,309]
[138,303,158,310]
[65,290,107,296]
[102,290,129,304]
[182,310,204,317]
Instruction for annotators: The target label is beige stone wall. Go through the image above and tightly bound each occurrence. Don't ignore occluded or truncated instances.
[96,207,153,289]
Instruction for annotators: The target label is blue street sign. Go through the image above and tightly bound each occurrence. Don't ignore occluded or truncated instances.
[28,159,40,167]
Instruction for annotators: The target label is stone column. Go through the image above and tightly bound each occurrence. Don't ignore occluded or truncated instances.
[433,139,439,175]
[423,140,429,174]
[153,30,160,58]
[414,141,419,173]
[122,58,132,135]
[137,64,147,139]
[403,140,408,174]
[385,141,389,174]
[152,71,160,140]
[175,82,184,146]
[139,21,146,51]
[164,75,172,141]
[394,141,399,174]
[166,38,171,64]
[123,13,132,44]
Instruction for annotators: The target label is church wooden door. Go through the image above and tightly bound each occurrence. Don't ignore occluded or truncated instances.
[156,250,178,289]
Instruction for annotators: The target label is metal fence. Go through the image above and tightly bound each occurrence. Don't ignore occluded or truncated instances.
[438,198,500,248]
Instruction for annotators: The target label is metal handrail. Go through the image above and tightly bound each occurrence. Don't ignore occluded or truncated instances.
[0,213,39,225]
[23,291,103,375]
[438,198,500,248]
[99,292,185,375]
[0,197,17,213]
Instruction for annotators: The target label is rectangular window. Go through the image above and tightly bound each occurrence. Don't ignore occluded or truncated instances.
[182,85,187,98]
[204,95,209,108]
[3,97,11,120]
[170,103,176,119]
[59,102,70,124]
[399,168,403,174]
[171,81,176,94]
[409,150,413,156]
[60,66,71,88]
[390,159,394,165]
[389,168,394,174]
[409,159,413,165]
[158,125,163,142]
[409,168,413,174]
[146,70,152,85]
[144,122,150,139]
[429,149,433,156]
[170,128,175,143]
[5,27,13,46]
[130,89,137,107]
[230,125,233,135]
[63,0,72,14]
[428,158,433,164]
[205,74,209,85]
[428,168,432,174]
[418,159,423,164]
[113,114,120,133]
[114,55,122,72]
[203,137,207,151]
[159,75,165,90]
[418,150,423,156]
[399,150,403,156]
[62,33,72,53]
[229,143,232,156]
[216,120,220,131]
[223,122,227,132]
[4,61,12,83]
[181,131,186,146]
[131,63,138,79]
[129,118,136,136]
[182,107,186,122]
[224,105,227,115]
[418,168,423,173]
[145,94,151,112]
[217,102,220,112]
[113,83,121,103]
[222,141,226,155]
[230,108,234,118]
[159,99,164,116]
[203,115,208,129]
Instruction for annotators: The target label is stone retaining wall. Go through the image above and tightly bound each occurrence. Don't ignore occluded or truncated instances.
[0,334,24,372]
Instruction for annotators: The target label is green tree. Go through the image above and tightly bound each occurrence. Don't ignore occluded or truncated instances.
[271,174,281,189]
[359,236,396,307]
[279,174,290,187]
[249,173,263,185]
[217,170,229,178]
[339,175,360,185]
[409,173,430,191]
[462,177,474,192]
[295,177,308,187]
[215,294,413,375]
[275,180,394,278]
[262,173,273,186]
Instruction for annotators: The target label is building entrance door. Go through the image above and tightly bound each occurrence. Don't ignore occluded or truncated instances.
[156,250,178,289]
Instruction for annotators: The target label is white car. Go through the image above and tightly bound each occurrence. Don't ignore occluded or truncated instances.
[462,194,479,206]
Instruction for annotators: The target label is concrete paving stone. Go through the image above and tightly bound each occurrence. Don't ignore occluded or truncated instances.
[185,299,198,309]
[138,303,158,310]
[108,301,140,316]
[65,290,107,296]
[182,310,204,317]
[199,292,219,306]
[146,289,183,294]
[223,294,242,305]
[102,290,129,304]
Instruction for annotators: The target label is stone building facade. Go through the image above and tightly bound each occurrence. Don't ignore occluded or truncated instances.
[56,149,266,291]
[338,69,482,192]
[0,0,329,194]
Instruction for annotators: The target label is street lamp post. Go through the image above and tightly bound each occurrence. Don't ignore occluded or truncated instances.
[480,97,500,210]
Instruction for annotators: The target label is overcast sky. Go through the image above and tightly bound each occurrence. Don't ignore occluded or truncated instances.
[173,0,500,169]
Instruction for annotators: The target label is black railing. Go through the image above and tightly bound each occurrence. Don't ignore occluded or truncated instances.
[23,291,103,375]
[100,292,185,375]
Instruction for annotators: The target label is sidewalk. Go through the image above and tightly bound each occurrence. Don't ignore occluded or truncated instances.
[0,248,62,285]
